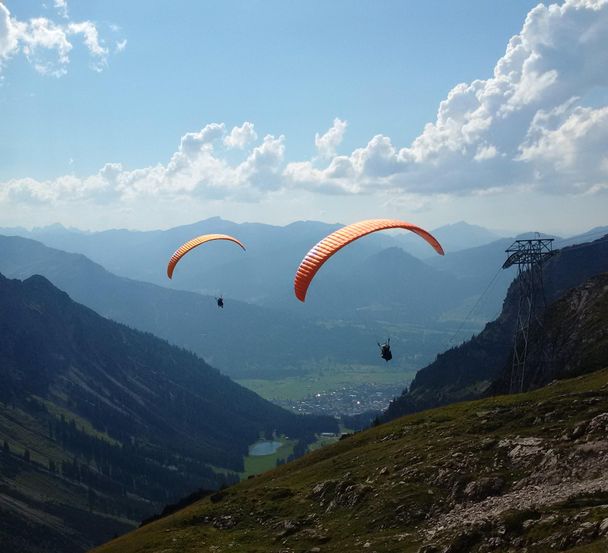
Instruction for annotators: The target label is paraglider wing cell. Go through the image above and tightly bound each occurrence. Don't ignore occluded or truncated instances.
[167,234,246,279]
[293,218,444,302]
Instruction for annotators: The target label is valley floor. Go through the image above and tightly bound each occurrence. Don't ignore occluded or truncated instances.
[238,366,417,416]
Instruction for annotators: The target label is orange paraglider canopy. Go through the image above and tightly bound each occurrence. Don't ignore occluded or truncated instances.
[293,219,444,302]
[167,234,246,279]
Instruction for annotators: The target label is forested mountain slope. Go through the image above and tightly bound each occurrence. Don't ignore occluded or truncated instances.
[0,274,336,552]
[383,234,608,421]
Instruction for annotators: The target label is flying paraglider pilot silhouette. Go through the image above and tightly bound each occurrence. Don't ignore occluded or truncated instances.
[378,338,392,362]
[166,234,246,312]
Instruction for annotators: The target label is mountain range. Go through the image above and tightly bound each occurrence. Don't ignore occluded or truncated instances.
[0,220,528,374]
[0,235,405,379]
[0,272,336,552]
[0,218,509,307]
[6,219,602,321]
[2,220,604,404]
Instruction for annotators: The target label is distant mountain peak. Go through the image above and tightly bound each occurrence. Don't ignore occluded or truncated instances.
[513,230,560,240]
[437,220,479,229]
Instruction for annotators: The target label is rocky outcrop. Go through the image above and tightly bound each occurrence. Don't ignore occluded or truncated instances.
[309,473,372,512]
[418,409,608,552]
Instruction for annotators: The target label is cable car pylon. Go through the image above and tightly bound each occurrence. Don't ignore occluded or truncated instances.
[503,237,554,393]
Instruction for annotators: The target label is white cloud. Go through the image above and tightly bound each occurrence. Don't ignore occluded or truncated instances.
[20,17,73,77]
[224,122,258,149]
[290,0,608,196]
[54,0,69,19]
[2,0,607,216]
[0,2,115,76]
[0,123,288,206]
[518,104,608,191]
[315,118,347,158]
[474,144,498,162]
[0,4,19,63]
[67,21,108,71]
[237,134,285,191]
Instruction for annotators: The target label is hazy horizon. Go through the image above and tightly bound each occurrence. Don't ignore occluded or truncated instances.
[3,215,607,241]
[1,0,607,237]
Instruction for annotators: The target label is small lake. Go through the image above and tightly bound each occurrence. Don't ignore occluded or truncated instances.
[249,440,282,456]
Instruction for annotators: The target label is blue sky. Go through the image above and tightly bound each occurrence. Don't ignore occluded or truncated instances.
[1,0,607,234]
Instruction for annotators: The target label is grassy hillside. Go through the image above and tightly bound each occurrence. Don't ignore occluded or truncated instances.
[93,368,608,553]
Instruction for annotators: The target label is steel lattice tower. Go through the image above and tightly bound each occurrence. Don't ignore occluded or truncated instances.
[503,238,554,393]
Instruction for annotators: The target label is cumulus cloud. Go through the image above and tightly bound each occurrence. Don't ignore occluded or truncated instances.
[518,104,608,192]
[2,0,607,211]
[0,2,116,76]
[287,0,608,196]
[224,122,258,149]
[237,134,286,191]
[0,123,287,206]
[315,118,347,158]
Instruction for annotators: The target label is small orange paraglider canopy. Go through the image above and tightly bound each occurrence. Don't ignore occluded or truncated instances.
[167,234,246,279]
[293,218,444,302]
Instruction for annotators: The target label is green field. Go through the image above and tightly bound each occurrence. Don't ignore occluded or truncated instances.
[237,364,417,401]
[239,434,343,479]
[241,438,296,478]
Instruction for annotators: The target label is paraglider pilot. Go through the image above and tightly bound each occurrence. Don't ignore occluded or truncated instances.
[378,338,392,362]
[216,296,224,308]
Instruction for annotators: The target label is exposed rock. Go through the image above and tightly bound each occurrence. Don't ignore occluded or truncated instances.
[309,480,337,505]
[309,475,371,511]
[498,437,544,461]
[275,519,300,538]
[575,440,608,455]
[480,437,498,450]
[463,477,505,501]
[212,514,238,529]
[426,472,608,539]
[571,422,587,439]
[587,412,608,434]
[557,520,598,548]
